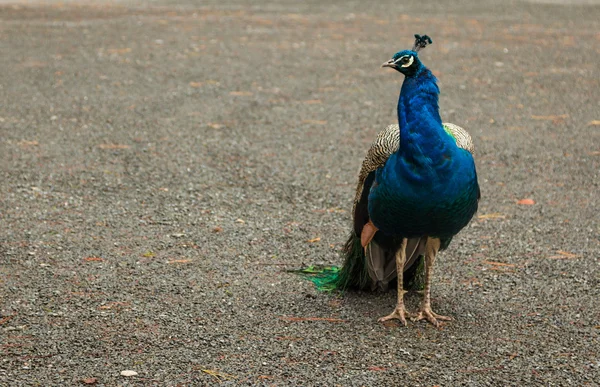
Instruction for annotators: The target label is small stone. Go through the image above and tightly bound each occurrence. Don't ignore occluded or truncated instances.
[120,370,138,377]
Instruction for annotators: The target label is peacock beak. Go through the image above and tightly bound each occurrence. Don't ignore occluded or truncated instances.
[381,59,396,68]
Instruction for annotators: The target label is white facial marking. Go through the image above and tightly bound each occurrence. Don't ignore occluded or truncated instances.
[400,55,414,68]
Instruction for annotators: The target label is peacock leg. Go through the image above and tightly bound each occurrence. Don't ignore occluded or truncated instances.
[378,238,409,326]
[411,237,451,327]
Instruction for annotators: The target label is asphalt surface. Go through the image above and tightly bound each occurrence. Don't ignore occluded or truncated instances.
[1,0,599,386]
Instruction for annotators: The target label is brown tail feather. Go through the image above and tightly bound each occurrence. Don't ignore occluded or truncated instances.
[364,236,427,292]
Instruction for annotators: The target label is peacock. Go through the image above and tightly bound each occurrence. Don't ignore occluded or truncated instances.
[335,35,480,327]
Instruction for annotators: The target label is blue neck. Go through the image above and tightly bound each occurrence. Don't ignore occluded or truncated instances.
[396,68,455,173]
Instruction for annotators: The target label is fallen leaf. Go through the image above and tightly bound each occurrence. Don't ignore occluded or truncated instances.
[83,257,104,262]
[531,114,568,124]
[548,250,580,259]
[303,99,322,104]
[106,48,132,55]
[142,251,155,258]
[302,119,328,125]
[201,369,235,381]
[517,198,535,205]
[531,114,568,120]
[483,260,516,267]
[207,123,223,129]
[280,316,346,323]
[368,366,386,371]
[21,60,47,68]
[229,91,253,96]
[462,277,482,287]
[81,377,98,385]
[167,259,192,264]
[18,140,39,147]
[99,302,129,310]
[120,370,138,377]
[556,250,578,258]
[307,237,321,243]
[98,143,130,150]
[477,213,506,219]
[212,226,223,233]
[587,120,600,126]
[189,81,203,88]
[311,207,346,213]
[0,315,16,325]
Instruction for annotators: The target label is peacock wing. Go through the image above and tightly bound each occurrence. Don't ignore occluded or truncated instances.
[352,124,398,235]
[442,122,475,154]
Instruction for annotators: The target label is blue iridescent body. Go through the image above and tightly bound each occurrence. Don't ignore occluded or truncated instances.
[368,50,480,240]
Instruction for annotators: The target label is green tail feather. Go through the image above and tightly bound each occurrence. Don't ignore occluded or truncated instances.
[287,233,369,292]
[334,232,372,290]
[290,232,426,292]
[287,265,340,292]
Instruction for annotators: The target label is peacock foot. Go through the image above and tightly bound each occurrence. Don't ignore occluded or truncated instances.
[410,306,451,327]
[378,305,410,326]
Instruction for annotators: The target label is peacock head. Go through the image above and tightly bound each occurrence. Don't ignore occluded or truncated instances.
[382,34,432,77]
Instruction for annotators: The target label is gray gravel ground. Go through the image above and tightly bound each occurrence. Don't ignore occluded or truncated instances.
[1,0,599,385]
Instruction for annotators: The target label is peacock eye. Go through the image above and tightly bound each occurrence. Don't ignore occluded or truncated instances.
[396,55,414,68]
